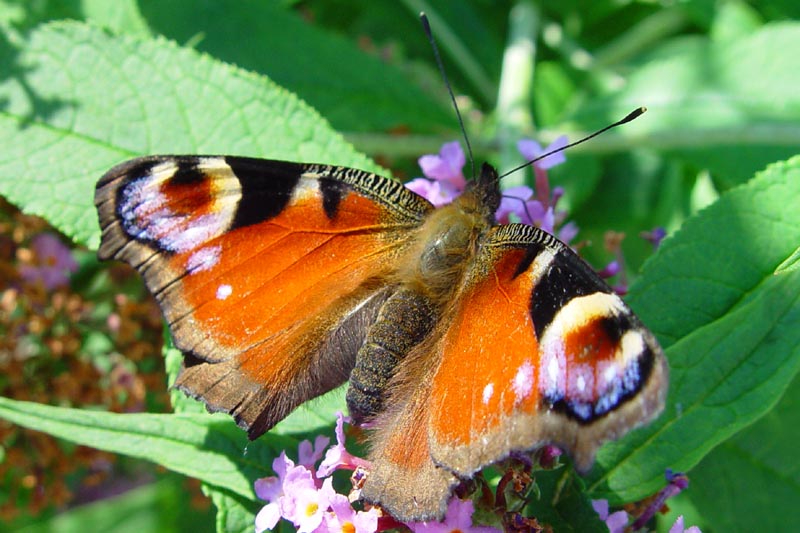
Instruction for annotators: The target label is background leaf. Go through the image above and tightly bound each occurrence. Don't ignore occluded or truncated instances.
[683,372,800,531]
[14,477,214,533]
[577,23,800,188]
[135,0,454,133]
[0,396,300,501]
[587,156,800,502]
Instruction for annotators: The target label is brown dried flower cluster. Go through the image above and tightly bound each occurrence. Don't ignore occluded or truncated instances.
[0,198,187,521]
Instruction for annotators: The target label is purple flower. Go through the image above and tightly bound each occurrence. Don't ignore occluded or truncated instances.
[255,452,302,532]
[495,185,578,244]
[517,135,568,170]
[632,470,691,530]
[281,476,336,533]
[299,434,330,469]
[255,500,282,533]
[557,221,579,244]
[406,141,467,206]
[326,491,380,533]
[407,498,501,533]
[597,260,621,278]
[418,141,467,187]
[496,186,535,224]
[670,515,702,533]
[317,412,370,477]
[591,499,629,533]
[255,416,377,533]
[405,177,462,207]
[642,226,667,248]
[492,139,578,244]
[18,233,78,289]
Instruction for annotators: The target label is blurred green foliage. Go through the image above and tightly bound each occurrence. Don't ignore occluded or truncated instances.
[0,1,798,532]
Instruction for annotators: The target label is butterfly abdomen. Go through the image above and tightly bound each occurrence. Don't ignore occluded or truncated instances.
[347,288,436,423]
[347,198,487,422]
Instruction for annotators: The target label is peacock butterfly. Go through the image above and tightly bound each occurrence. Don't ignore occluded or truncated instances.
[94,146,667,521]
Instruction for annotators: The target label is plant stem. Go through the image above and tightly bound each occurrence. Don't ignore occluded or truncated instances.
[593,7,689,69]
[345,123,800,159]
[400,0,495,103]
[495,1,539,186]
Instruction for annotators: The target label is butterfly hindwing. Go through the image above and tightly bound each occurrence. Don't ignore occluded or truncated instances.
[427,224,667,475]
[95,155,432,436]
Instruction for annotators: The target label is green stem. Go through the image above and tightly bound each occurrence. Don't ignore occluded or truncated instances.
[543,8,687,78]
[345,123,800,159]
[593,7,689,69]
[495,1,539,185]
[399,0,495,103]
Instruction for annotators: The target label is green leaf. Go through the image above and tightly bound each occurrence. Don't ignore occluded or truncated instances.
[0,396,298,501]
[682,372,800,532]
[576,23,800,186]
[82,0,152,37]
[775,245,800,275]
[587,156,800,502]
[208,489,261,533]
[15,476,214,533]
[526,469,607,532]
[0,21,382,248]
[136,0,452,133]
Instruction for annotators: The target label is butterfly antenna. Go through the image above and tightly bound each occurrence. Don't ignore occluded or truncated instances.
[497,107,647,181]
[420,12,476,180]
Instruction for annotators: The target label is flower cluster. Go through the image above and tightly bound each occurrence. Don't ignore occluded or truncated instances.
[254,413,502,533]
[495,136,578,245]
[0,200,176,520]
[17,232,79,290]
[406,139,672,293]
[405,137,578,246]
[405,141,467,207]
[255,413,376,533]
[255,413,704,533]
[592,469,701,532]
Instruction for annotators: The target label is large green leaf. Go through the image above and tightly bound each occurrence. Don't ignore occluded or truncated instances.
[0,21,382,248]
[0,396,301,501]
[15,476,214,533]
[136,0,453,133]
[586,156,800,502]
[684,373,800,532]
[208,489,262,533]
[526,469,606,533]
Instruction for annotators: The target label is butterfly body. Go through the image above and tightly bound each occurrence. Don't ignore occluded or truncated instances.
[95,155,667,521]
[347,163,498,423]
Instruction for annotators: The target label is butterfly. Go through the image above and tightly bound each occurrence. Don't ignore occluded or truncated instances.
[94,153,667,521]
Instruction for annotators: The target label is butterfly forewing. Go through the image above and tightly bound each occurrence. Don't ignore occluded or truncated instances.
[95,156,430,435]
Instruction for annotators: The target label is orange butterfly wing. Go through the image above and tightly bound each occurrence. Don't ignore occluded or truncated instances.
[95,156,431,436]
[361,224,666,521]
[428,224,667,474]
